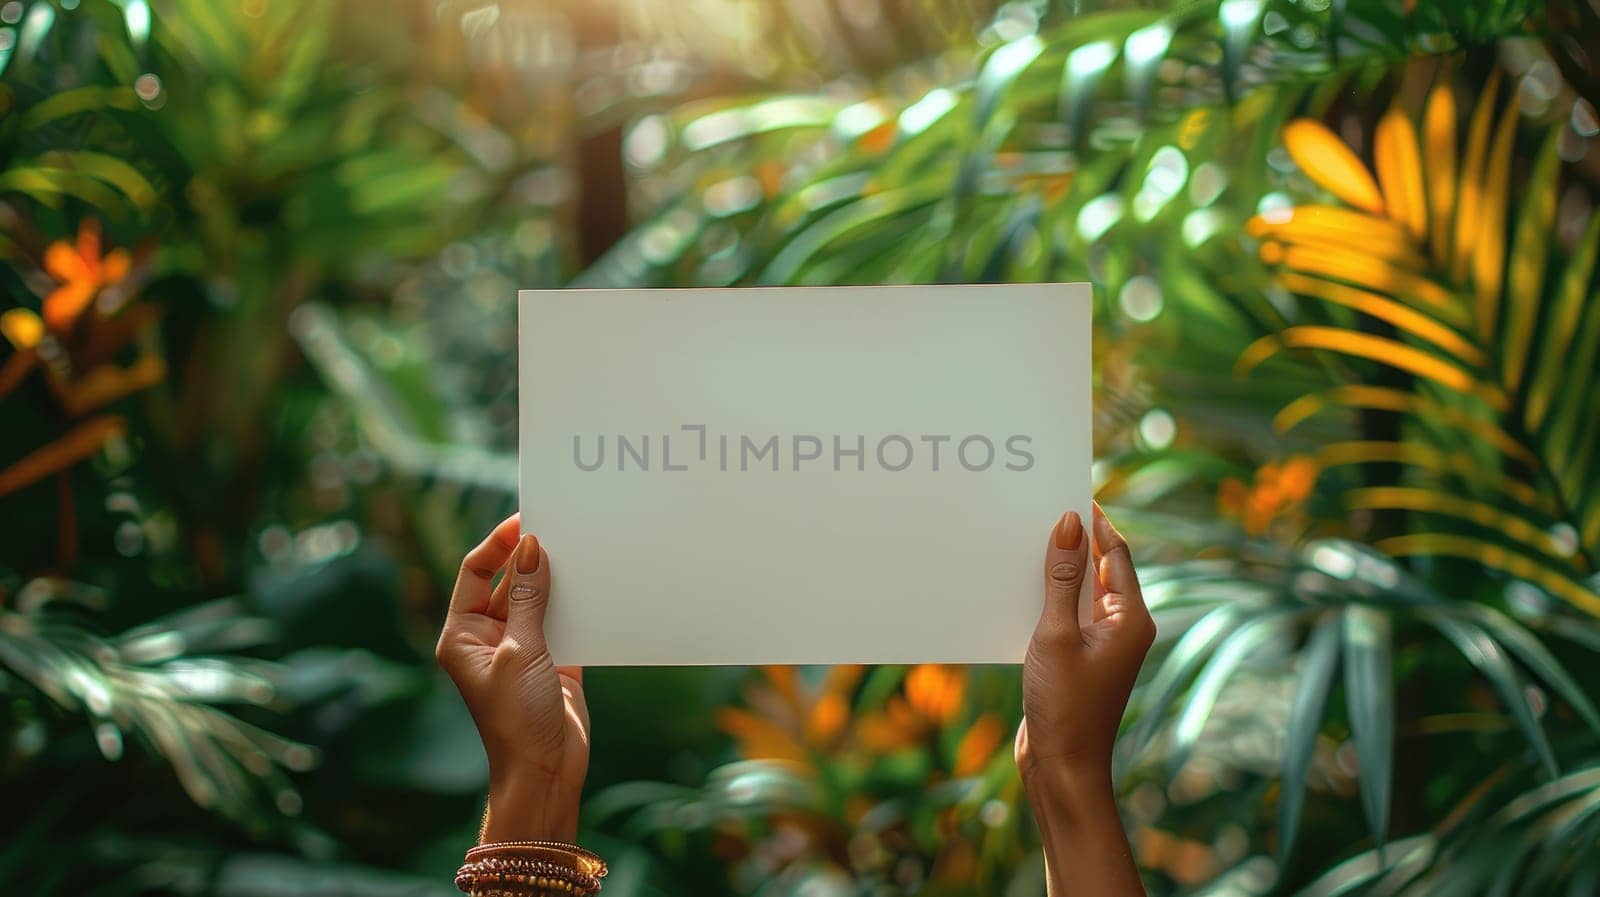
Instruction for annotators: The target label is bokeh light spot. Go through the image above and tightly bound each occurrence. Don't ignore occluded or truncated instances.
[625,114,670,168]
[1076,193,1123,242]
[1138,408,1177,449]
[134,72,161,102]
[1119,275,1163,322]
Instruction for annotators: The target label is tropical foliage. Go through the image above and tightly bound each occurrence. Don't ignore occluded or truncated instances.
[2,0,1599,895]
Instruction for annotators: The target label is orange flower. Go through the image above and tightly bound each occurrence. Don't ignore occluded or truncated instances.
[804,691,849,746]
[952,713,1006,777]
[1217,456,1319,535]
[716,706,808,762]
[1278,456,1319,502]
[856,695,923,753]
[42,219,131,333]
[905,664,965,723]
[721,665,867,762]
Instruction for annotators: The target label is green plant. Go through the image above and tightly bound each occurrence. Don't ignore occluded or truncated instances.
[5,0,1600,894]
[581,0,1600,893]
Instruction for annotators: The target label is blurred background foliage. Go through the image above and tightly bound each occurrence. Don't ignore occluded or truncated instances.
[2,0,1599,894]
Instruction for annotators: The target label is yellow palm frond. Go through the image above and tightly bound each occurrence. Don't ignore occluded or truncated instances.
[1346,487,1574,563]
[1268,244,1465,326]
[1423,83,1457,264]
[1283,119,1385,215]
[1374,108,1426,241]
[1275,273,1484,366]
[1524,215,1599,430]
[1449,70,1501,283]
[1272,385,1536,466]
[1377,534,1600,617]
[1502,135,1560,392]
[1237,327,1506,410]
[1248,205,1420,265]
[1470,99,1518,342]
[1253,75,1600,616]
[1314,441,1552,514]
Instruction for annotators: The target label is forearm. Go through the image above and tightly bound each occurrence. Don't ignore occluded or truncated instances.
[480,767,581,843]
[1023,761,1145,897]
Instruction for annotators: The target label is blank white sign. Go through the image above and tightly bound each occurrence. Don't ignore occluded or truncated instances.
[519,284,1091,666]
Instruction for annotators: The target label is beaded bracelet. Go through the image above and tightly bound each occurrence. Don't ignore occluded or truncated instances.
[453,859,596,895]
[456,840,608,897]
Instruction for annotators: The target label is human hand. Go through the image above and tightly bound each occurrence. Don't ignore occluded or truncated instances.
[1015,502,1154,896]
[1016,502,1156,783]
[436,514,589,841]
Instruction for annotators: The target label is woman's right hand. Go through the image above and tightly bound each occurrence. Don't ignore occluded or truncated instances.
[1017,502,1156,779]
[1015,502,1155,897]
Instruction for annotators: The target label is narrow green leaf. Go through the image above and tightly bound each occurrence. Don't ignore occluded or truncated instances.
[1523,788,1600,888]
[1329,0,1348,64]
[20,86,142,130]
[1168,613,1283,778]
[1129,604,1241,756]
[1491,765,1600,827]
[854,665,906,715]
[1279,614,1342,867]
[41,151,159,210]
[974,35,1044,130]
[1294,833,1435,897]
[760,180,947,284]
[1122,21,1174,106]
[1218,0,1266,102]
[1343,604,1394,851]
[1503,131,1561,392]
[1058,39,1118,144]
[12,3,56,69]
[1458,604,1600,736]
[1424,610,1558,777]
[0,166,122,210]
[1527,213,1600,430]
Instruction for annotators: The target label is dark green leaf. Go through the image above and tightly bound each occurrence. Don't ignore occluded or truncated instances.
[1424,610,1558,777]
[1279,614,1342,866]
[1168,612,1285,778]
[1343,604,1394,852]
[1129,603,1242,756]
[1457,604,1600,736]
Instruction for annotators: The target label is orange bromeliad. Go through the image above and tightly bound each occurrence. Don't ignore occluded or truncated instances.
[0,219,164,504]
[41,218,133,333]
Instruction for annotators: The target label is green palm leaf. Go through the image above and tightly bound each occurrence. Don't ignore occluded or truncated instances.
[1128,603,1245,757]
[1245,81,1600,618]
[1279,613,1343,866]
[1343,604,1395,853]
[1168,611,1288,778]
[1422,610,1558,777]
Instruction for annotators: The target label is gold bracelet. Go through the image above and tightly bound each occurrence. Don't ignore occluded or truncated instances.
[457,839,608,896]
[454,857,596,895]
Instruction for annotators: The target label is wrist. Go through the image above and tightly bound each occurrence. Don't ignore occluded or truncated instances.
[484,767,580,842]
[1020,753,1117,823]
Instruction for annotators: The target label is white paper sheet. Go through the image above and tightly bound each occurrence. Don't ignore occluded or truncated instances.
[519,284,1092,665]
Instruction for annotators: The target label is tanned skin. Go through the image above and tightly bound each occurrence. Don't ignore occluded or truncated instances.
[1018,503,1155,896]
[440,505,1155,896]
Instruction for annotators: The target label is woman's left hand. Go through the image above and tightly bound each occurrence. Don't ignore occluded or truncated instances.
[436,514,589,841]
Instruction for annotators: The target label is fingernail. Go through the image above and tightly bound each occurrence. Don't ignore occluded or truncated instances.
[514,534,541,574]
[1054,511,1083,550]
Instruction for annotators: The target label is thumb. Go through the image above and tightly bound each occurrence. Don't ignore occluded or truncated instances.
[1037,510,1089,642]
[504,533,552,653]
